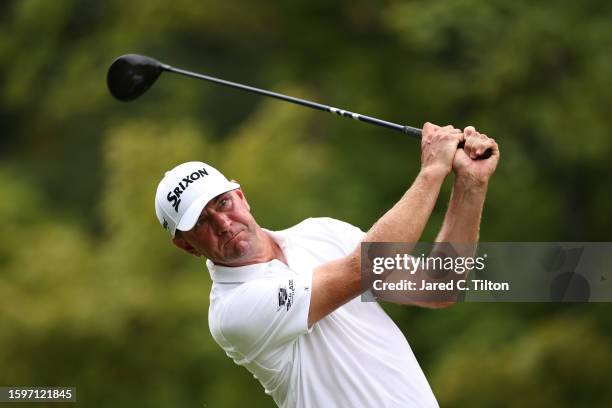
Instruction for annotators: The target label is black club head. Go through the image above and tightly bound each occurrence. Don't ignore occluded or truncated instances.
[107,54,165,101]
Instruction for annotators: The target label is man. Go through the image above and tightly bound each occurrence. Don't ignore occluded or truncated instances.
[154,123,499,407]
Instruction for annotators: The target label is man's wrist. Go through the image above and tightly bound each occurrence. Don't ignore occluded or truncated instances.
[454,174,489,194]
[419,165,449,184]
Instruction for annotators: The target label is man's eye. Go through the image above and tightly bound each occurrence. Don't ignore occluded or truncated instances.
[219,198,230,208]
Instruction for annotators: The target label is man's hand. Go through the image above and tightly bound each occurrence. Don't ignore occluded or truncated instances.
[421,122,464,176]
[452,126,500,186]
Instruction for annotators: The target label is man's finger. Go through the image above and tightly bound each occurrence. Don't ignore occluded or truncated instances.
[478,139,499,157]
[473,137,498,157]
[465,131,481,159]
[463,126,476,137]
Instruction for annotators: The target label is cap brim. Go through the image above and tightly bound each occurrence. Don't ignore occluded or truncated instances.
[176,182,240,233]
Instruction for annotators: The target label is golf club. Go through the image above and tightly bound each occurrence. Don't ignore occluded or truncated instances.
[107,54,492,159]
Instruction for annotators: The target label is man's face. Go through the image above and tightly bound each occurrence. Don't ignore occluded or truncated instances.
[175,189,260,266]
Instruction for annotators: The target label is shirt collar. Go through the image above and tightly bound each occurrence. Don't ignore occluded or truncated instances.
[206,228,290,283]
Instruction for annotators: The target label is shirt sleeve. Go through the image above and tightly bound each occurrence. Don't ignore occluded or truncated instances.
[216,272,313,361]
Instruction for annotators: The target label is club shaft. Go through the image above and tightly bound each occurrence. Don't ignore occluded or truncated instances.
[163,65,422,139]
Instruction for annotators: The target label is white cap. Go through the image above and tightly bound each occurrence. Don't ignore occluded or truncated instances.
[155,161,240,236]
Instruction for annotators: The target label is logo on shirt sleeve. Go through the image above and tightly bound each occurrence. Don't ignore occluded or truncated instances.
[277,279,295,311]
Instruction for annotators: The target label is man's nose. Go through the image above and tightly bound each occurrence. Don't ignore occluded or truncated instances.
[211,213,231,235]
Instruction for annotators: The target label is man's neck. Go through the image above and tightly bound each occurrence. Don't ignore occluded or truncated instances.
[251,229,287,264]
[266,231,288,265]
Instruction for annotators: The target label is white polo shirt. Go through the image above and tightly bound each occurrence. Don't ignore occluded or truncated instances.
[207,217,439,408]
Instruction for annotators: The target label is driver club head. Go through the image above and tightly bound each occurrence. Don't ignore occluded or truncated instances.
[107,54,165,101]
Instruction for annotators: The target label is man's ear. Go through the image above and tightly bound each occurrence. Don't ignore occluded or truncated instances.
[172,235,201,257]
[232,183,250,211]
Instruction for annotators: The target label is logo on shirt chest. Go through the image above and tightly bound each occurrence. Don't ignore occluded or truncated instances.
[277,279,295,311]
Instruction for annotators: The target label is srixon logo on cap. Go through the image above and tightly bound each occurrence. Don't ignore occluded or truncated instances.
[167,168,209,212]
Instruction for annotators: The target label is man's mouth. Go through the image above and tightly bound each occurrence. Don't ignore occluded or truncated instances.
[225,231,243,246]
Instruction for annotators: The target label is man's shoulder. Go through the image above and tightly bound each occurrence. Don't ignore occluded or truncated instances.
[281,217,361,236]
[277,217,366,256]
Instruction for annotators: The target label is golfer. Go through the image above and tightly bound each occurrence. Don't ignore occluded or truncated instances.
[154,123,499,407]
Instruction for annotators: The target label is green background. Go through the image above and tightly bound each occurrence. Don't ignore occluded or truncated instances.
[1,0,611,406]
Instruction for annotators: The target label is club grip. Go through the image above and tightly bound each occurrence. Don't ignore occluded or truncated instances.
[403,126,493,160]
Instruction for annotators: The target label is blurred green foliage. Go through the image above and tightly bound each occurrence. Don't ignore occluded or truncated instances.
[1,0,611,406]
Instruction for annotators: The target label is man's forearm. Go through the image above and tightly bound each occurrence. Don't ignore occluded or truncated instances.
[400,177,488,307]
[365,167,446,244]
[435,176,488,245]
[369,171,486,308]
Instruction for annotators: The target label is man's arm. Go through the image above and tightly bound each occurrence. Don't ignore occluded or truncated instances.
[308,123,463,327]
[435,179,487,243]
[370,178,491,309]
[418,126,500,306]
[436,126,499,244]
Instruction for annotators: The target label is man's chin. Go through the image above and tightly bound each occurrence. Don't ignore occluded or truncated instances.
[224,239,252,261]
